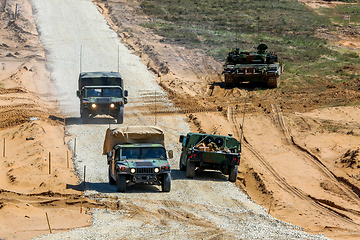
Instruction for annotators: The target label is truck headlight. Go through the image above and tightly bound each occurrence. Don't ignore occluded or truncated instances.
[154,167,159,173]
[110,103,115,108]
[91,103,96,108]
[130,168,136,173]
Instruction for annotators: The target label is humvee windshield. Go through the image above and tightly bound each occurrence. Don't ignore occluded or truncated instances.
[118,147,166,160]
[85,88,122,97]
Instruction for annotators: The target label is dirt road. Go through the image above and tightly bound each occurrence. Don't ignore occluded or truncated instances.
[26,0,330,239]
[0,0,359,239]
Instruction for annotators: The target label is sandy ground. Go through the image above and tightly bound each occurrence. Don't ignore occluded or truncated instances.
[0,0,359,239]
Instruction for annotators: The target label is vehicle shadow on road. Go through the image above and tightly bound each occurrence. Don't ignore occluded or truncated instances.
[171,169,229,182]
[67,181,165,193]
[65,117,117,125]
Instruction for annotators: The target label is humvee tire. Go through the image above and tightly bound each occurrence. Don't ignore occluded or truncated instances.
[186,159,195,178]
[162,173,171,192]
[179,159,186,171]
[116,174,126,192]
[109,166,116,185]
[81,108,89,123]
[228,165,238,182]
[117,108,124,124]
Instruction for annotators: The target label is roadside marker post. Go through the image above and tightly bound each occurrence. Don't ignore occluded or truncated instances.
[80,191,83,213]
[268,201,273,214]
[154,90,157,125]
[74,138,77,158]
[63,117,66,145]
[49,152,51,174]
[45,212,53,234]
[2,138,5,158]
[83,165,86,189]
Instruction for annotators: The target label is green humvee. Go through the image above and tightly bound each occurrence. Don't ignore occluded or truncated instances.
[104,126,173,192]
[76,72,128,124]
[179,132,241,182]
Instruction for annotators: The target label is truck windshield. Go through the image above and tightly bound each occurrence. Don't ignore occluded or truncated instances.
[121,147,166,160]
[85,88,122,97]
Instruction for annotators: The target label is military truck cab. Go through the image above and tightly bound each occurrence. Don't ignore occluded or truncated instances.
[77,71,128,124]
[179,132,241,182]
[77,85,128,123]
[104,126,173,192]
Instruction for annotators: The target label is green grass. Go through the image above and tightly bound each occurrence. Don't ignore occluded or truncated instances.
[319,2,360,25]
[137,0,360,90]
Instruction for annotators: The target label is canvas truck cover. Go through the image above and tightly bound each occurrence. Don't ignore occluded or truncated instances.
[79,71,123,90]
[103,126,165,155]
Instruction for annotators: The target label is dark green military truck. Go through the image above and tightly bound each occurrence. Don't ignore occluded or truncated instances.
[179,132,241,182]
[104,126,173,192]
[76,72,128,123]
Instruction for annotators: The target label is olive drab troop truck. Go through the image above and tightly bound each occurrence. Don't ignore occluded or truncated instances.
[179,132,241,182]
[104,126,173,192]
[76,71,128,123]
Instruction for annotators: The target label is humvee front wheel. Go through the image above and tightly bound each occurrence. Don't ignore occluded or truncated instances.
[162,173,171,192]
[186,159,195,178]
[109,166,116,185]
[228,165,239,182]
[179,159,186,171]
[81,108,89,123]
[117,108,124,124]
[116,174,126,192]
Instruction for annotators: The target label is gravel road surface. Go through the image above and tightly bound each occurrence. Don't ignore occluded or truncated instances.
[30,0,328,239]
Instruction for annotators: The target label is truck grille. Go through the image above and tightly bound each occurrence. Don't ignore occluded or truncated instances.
[136,168,154,174]
[95,98,111,103]
[135,162,153,167]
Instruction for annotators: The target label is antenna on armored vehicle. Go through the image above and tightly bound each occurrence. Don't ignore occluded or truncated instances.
[240,94,247,143]
[80,45,83,73]
[211,125,222,134]
[256,16,260,43]
[118,45,120,72]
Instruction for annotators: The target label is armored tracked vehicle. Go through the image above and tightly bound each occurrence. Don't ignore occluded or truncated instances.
[179,132,241,182]
[104,126,173,192]
[77,72,128,123]
[222,44,283,88]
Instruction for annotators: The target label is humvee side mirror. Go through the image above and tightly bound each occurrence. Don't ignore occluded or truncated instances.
[124,90,128,97]
[76,90,81,98]
[179,135,184,143]
[107,151,112,160]
[124,98,128,104]
[168,150,173,159]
